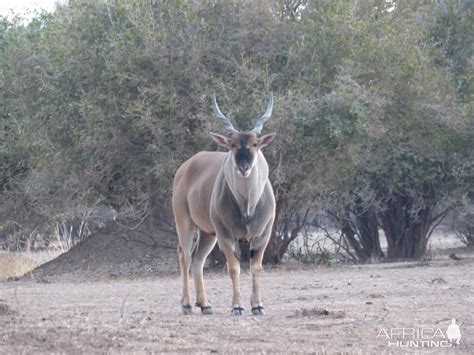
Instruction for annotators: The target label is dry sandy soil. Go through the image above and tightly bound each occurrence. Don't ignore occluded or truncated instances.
[0,255,473,353]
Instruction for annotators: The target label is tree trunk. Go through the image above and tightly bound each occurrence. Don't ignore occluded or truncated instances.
[209,246,226,266]
[263,192,309,264]
[379,194,433,259]
[340,201,384,262]
[263,233,287,264]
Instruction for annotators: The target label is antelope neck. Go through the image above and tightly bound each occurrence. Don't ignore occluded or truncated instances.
[224,151,267,220]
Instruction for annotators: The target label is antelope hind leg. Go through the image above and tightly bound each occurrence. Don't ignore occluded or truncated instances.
[191,233,217,315]
[176,219,194,315]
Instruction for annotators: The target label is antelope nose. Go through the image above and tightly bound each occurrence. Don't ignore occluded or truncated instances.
[239,163,250,173]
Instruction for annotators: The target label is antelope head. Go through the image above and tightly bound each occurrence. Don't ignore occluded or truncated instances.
[210,93,276,178]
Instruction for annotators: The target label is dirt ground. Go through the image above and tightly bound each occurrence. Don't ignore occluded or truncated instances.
[0,256,473,353]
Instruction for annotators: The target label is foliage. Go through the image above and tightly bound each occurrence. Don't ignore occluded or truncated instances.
[0,0,472,261]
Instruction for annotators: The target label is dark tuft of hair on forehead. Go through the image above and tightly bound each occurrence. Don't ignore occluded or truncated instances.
[235,132,257,147]
[239,134,251,147]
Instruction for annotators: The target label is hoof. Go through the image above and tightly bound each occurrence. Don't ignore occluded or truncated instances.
[251,306,265,316]
[200,306,215,315]
[231,306,245,316]
[182,304,192,315]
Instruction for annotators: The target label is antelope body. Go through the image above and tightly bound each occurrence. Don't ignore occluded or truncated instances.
[172,94,276,315]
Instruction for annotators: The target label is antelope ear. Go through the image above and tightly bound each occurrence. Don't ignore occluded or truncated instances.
[257,133,276,148]
[210,132,232,148]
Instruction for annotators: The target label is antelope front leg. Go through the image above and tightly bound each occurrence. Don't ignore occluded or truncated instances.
[249,247,266,315]
[219,240,244,315]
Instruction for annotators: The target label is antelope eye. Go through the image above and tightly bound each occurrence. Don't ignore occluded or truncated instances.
[253,143,258,147]
[231,144,235,148]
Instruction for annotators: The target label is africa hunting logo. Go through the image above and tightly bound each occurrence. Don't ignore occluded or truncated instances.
[377,319,462,348]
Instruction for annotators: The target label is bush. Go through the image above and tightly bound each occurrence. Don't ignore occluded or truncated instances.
[0,1,472,263]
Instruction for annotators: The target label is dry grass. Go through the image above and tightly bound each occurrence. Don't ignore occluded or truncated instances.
[0,253,37,281]
[0,250,61,281]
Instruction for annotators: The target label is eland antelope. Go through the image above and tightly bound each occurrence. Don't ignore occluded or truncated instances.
[172,93,276,316]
